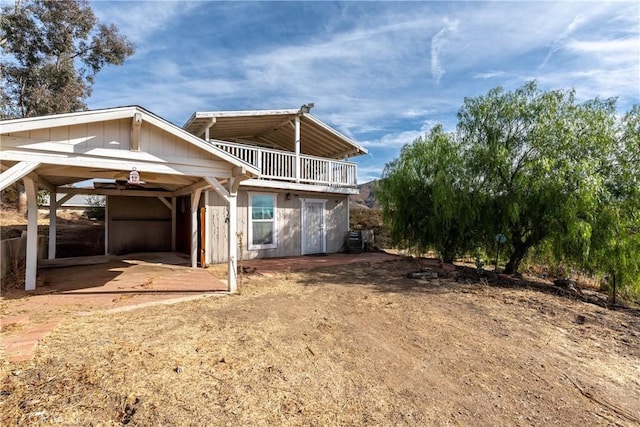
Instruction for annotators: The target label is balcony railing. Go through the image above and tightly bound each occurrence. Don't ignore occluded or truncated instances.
[213,141,357,187]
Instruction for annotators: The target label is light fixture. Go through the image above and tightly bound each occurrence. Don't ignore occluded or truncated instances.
[286,192,292,201]
[128,167,140,185]
[300,103,315,113]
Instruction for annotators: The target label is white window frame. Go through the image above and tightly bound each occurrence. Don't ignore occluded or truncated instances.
[248,192,278,250]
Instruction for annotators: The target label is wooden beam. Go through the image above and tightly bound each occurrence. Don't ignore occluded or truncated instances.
[48,190,56,259]
[57,192,75,205]
[58,187,172,198]
[23,177,38,291]
[1,148,235,178]
[172,180,210,197]
[227,190,238,293]
[191,187,203,269]
[104,197,109,255]
[204,176,229,201]
[171,196,177,251]
[156,196,172,210]
[195,118,216,140]
[131,112,142,151]
[0,161,40,191]
[295,115,301,183]
[255,116,293,137]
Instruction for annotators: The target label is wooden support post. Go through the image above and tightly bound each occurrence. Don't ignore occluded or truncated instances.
[295,115,301,183]
[48,190,56,259]
[171,196,177,251]
[228,186,238,293]
[104,197,109,255]
[131,112,142,151]
[204,191,210,266]
[191,188,203,268]
[23,177,38,291]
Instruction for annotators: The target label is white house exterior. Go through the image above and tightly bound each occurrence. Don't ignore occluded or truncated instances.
[0,105,366,292]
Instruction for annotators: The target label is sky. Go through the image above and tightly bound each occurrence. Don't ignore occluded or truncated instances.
[87,1,640,183]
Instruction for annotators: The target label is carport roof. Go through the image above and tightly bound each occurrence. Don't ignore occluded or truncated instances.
[0,106,260,192]
[182,108,368,159]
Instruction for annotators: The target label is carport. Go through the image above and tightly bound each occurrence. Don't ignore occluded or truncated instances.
[0,106,259,292]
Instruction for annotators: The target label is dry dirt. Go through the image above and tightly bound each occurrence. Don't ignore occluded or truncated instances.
[1,258,639,426]
[0,208,105,259]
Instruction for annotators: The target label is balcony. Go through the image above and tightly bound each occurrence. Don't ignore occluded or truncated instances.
[213,141,358,188]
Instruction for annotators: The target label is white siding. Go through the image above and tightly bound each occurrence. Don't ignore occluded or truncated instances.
[207,189,349,263]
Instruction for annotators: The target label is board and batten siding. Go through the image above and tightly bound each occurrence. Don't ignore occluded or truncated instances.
[3,119,220,162]
[206,189,349,264]
[107,196,172,255]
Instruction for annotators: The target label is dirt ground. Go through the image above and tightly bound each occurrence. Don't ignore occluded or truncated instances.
[1,257,638,426]
[0,208,105,259]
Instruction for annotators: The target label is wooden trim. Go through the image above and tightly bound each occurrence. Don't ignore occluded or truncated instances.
[0,161,40,191]
[240,179,359,195]
[131,112,142,151]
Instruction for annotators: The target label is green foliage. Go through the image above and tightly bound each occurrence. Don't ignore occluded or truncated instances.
[84,195,105,220]
[1,0,135,119]
[378,81,639,300]
[458,81,620,274]
[376,125,477,262]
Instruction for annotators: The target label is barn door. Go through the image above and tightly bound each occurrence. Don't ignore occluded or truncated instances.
[301,199,327,255]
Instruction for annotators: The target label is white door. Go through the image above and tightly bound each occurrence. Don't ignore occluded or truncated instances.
[301,199,326,254]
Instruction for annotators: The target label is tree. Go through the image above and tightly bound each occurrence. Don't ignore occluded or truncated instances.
[376,125,478,262]
[457,81,621,274]
[1,0,134,213]
[378,81,639,300]
[579,105,640,301]
[1,0,135,119]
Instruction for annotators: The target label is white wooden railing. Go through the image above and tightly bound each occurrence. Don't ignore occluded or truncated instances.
[213,141,357,187]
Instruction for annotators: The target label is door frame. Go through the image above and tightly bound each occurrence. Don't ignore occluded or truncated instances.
[299,198,327,255]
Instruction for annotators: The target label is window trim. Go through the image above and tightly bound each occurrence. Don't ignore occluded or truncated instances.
[247,192,278,250]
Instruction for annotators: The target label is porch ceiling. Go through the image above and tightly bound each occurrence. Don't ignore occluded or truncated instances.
[183,109,368,159]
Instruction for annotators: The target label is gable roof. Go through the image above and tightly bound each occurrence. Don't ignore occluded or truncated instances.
[1,106,259,192]
[182,108,368,159]
[1,106,260,174]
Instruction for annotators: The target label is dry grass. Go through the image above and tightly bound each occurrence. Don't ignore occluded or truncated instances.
[1,259,639,426]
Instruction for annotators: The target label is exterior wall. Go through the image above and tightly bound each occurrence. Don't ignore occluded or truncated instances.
[107,196,172,255]
[5,119,219,161]
[206,188,349,264]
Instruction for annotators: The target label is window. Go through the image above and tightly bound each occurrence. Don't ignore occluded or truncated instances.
[248,192,277,250]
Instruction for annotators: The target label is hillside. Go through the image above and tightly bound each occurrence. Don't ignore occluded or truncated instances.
[349,180,380,210]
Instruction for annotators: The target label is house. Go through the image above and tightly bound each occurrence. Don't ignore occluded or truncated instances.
[0,105,367,292]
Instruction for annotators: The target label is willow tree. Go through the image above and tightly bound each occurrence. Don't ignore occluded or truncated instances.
[376,125,478,262]
[457,81,625,274]
[580,105,640,300]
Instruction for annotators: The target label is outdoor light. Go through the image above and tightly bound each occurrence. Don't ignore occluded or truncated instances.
[128,167,140,185]
[286,192,292,200]
[300,103,315,113]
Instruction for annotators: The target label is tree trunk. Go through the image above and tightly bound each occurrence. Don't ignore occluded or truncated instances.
[504,243,530,274]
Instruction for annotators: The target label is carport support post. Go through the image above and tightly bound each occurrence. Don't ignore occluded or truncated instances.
[295,115,301,183]
[23,177,38,291]
[191,188,203,269]
[228,189,238,293]
[171,196,177,251]
[48,189,56,259]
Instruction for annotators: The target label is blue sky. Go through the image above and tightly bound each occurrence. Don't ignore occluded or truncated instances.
[88,1,640,183]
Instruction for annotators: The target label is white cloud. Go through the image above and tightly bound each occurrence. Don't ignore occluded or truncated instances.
[85,0,639,180]
[539,14,587,69]
[430,18,459,84]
